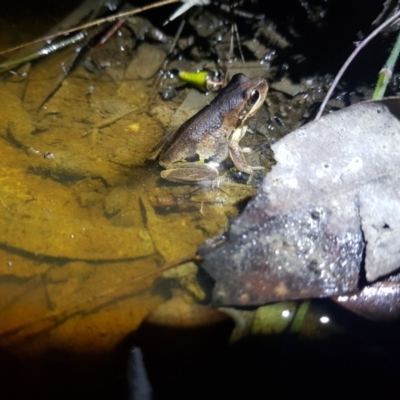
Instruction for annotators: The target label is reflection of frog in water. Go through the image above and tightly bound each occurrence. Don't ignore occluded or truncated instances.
[153,73,268,184]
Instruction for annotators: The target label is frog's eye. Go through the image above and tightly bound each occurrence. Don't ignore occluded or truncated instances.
[250,90,260,104]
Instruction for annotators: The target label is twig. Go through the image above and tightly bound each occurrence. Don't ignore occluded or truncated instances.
[0,0,180,56]
[227,1,245,63]
[0,31,87,70]
[315,10,400,120]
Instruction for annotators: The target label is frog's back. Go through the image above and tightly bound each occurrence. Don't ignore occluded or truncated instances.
[160,102,230,163]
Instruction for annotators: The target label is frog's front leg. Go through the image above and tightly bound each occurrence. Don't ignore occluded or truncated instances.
[228,126,260,180]
[160,162,219,184]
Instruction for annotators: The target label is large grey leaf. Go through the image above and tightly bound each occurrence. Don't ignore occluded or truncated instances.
[201,99,400,306]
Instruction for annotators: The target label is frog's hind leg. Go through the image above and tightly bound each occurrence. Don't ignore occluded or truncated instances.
[160,163,219,184]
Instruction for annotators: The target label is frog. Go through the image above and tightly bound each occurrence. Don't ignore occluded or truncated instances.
[153,73,268,184]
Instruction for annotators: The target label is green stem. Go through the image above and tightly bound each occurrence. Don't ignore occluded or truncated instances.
[373,30,400,99]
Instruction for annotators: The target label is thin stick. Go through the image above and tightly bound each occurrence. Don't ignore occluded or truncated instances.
[0,0,179,56]
[315,10,400,120]
[233,22,245,63]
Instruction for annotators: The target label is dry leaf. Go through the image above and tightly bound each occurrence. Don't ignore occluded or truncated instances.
[201,98,400,306]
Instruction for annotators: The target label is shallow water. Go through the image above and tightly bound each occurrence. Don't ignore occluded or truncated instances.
[0,1,256,363]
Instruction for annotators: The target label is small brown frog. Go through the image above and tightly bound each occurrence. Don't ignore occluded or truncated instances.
[154,73,268,184]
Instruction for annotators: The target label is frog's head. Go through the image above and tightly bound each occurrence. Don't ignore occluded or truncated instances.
[223,73,268,128]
